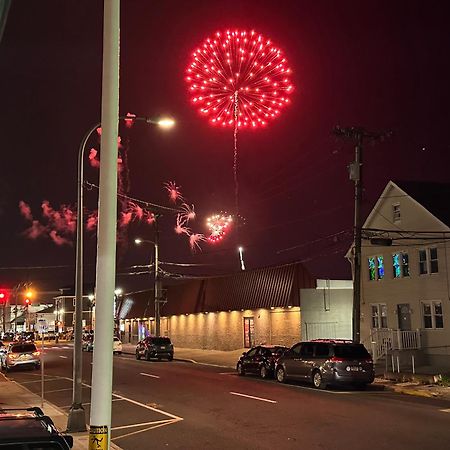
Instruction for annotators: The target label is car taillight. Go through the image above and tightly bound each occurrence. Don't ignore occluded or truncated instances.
[330,356,345,363]
[33,351,41,356]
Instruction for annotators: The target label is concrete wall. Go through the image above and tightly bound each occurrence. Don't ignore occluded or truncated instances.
[155,307,302,351]
[300,288,353,341]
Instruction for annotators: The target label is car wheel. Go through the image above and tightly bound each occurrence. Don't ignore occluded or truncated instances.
[237,362,245,376]
[135,352,141,360]
[276,366,287,383]
[260,365,270,379]
[312,370,325,389]
[167,354,173,361]
[145,351,151,361]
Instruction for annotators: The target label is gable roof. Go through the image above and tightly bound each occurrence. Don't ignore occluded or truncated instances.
[117,262,316,318]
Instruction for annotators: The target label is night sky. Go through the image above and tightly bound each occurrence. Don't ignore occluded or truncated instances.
[1,1,450,299]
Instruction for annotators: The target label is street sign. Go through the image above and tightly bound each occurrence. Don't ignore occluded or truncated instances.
[37,318,48,334]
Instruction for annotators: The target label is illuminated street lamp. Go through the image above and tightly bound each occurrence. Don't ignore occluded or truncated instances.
[238,246,246,271]
[68,116,175,432]
[135,235,161,336]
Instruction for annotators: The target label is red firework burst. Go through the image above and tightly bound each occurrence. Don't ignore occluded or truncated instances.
[206,213,233,243]
[186,29,294,128]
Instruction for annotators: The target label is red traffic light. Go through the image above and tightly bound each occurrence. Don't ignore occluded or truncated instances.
[0,289,10,304]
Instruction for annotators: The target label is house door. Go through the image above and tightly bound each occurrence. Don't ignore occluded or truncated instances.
[243,317,255,348]
[397,304,411,330]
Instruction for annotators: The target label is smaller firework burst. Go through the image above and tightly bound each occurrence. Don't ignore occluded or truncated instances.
[164,181,184,203]
[206,213,233,243]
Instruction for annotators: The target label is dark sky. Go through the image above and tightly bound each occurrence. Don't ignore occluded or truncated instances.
[1,0,450,298]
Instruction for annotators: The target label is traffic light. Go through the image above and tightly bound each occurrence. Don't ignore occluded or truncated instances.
[25,290,33,306]
[0,288,10,304]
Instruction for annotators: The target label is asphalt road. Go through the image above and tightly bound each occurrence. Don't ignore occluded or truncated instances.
[5,345,450,450]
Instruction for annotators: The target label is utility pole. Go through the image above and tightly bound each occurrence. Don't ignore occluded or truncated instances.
[333,126,391,343]
[154,217,161,337]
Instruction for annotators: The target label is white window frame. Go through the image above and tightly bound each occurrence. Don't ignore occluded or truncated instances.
[393,203,401,222]
[392,251,410,278]
[370,303,388,329]
[421,300,444,329]
[419,247,439,275]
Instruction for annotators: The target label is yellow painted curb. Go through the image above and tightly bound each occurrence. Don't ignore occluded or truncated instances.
[395,388,435,398]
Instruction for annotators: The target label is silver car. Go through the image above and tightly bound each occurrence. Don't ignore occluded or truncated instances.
[1,342,41,372]
[276,340,374,389]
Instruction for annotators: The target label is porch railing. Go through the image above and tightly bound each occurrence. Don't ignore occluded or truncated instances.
[368,329,421,362]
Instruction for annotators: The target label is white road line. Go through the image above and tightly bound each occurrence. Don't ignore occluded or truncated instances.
[44,388,73,394]
[19,377,67,384]
[112,419,170,431]
[59,356,68,359]
[140,372,160,379]
[113,418,182,441]
[60,398,125,409]
[219,372,236,375]
[230,392,277,403]
[440,408,450,413]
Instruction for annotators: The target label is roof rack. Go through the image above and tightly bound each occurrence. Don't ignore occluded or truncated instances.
[309,339,355,344]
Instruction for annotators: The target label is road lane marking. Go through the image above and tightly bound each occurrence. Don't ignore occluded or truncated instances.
[219,372,236,375]
[140,372,160,379]
[112,419,170,431]
[230,392,277,403]
[113,418,182,441]
[60,398,125,409]
[19,377,67,384]
[440,408,450,413]
[44,388,73,394]
[59,356,68,359]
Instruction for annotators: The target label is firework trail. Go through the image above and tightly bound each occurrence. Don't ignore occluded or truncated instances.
[180,203,196,222]
[164,181,184,203]
[174,214,191,235]
[49,230,72,246]
[23,220,47,239]
[189,233,206,252]
[186,29,294,214]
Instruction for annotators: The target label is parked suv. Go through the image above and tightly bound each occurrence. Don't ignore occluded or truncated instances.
[0,342,41,372]
[237,345,289,379]
[0,407,73,448]
[136,336,174,361]
[275,339,374,389]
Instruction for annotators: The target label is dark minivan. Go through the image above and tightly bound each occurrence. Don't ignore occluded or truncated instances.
[136,336,174,361]
[276,339,374,389]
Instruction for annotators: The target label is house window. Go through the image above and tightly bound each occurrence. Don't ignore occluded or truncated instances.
[368,256,384,280]
[419,247,439,275]
[392,252,410,278]
[393,204,401,222]
[371,304,388,329]
[422,301,444,329]
[430,248,439,273]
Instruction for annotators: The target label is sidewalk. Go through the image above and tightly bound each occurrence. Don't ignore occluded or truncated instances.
[122,343,450,400]
[0,372,121,450]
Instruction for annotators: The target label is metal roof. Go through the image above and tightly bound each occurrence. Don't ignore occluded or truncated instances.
[117,262,315,319]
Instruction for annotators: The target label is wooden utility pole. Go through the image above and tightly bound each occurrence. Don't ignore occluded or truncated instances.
[333,126,391,343]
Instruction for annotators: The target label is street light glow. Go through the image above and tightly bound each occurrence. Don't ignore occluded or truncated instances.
[157,118,175,129]
[134,238,142,244]
[114,288,123,296]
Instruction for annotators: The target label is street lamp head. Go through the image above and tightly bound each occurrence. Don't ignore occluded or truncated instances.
[238,246,243,252]
[157,118,175,129]
[114,288,123,296]
[135,238,142,245]
[88,294,95,301]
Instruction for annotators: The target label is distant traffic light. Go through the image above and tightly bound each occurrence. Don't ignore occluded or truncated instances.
[0,288,10,304]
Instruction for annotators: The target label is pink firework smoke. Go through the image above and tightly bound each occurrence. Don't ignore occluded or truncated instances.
[86,211,98,231]
[124,112,136,128]
[23,220,47,239]
[19,201,33,221]
[164,181,184,203]
[88,148,100,168]
[49,230,72,246]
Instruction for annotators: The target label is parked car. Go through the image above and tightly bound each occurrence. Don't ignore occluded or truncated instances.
[0,342,41,372]
[113,337,122,355]
[0,407,73,449]
[275,339,375,389]
[136,336,174,361]
[0,342,6,356]
[0,332,15,342]
[236,345,289,379]
[82,335,123,354]
[17,331,35,342]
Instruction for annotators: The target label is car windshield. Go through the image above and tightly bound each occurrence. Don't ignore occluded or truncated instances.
[272,347,287,355]
[150,338,171,345]
[11,344,37,353]
[334,344,370,359]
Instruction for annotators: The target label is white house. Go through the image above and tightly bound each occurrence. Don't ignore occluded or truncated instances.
[357,180,450,370]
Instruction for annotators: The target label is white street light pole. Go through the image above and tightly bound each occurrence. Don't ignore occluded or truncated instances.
[89,1,120,448]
